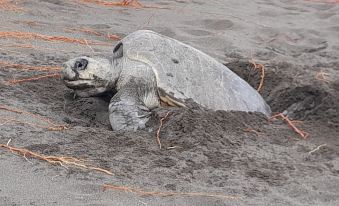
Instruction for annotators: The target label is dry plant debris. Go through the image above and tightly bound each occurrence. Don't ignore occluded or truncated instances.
[0,142,113,175]
[0,104,68,131]
[4,42,30,48]
[249,58,265,92]
[0,43,70,53]
[80,0,161,8]
[0,0,23,12]
[308,144,327,156]
[315,70,330,83]
[0,31,109,45]
[0,60,62,84]
[243,128,262,136]
[270,113,309,139]
[0,60,61,72]
[7,73,61,84]
[156,112,170,149]
[106,33,121,41]
[80,0,143,8]
[15,20,41,27]
[64,27,102,36]
[65,27,121,41]
[103,184,240,200]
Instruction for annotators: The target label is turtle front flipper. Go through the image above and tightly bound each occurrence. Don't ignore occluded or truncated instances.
[109,95,151,131]
[109,90,152,131]
[108,74,160,131]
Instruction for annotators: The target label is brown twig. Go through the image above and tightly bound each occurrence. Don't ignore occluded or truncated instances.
[156,112,170,149]
[0,104,68,131]
[0,117,65,131]
[103,184,240,200]
[64,27,102,36]
[269,113,309,139]
[0,60,61,71]
[64,27,121,41]
[0,0,23,12]
[243,128,261,136]
[0,43,70,54]
[0,60,62,85]
[6,73,61,84]
[0,143,113,175]
[308,144,327,156]
[4,43,34,49]
[0,31,109,45]
[106,33,121,41]
[80,0,163,8]
[16,20,41,27]
[315,70,330,83]
[249,58,265,92]
[80,0,143,7]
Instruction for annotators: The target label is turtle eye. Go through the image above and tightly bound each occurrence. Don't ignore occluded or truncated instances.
[74,59,88,70]
[112,42,123,59]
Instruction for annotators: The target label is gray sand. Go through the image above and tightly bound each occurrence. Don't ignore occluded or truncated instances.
[0,0,339,205]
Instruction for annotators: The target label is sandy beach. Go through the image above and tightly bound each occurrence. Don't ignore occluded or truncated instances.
[0,0,339,205]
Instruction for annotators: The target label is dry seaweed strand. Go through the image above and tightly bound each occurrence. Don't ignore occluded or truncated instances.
[0,60,62,84]
[64,27,102,36]
[243,128,261,136]
[80,0,143,8]
[4,43,34,49]
[249,58,265,92]
[15,20,41,27]
[80,0,162,9]
[0,117,65,131]
[269,113,309,139]
[0,60,61,71]
[103,184,240,200]
[107,33,121,41]
[0,43,71,53]
[0,104,67,131]
[156,112,170,149]
[315,71,329,83]
[0,143,113,175]
[308,144,327,156]
[0,0,23,12]
[6,73,61,84]
[0,104,65,128]
[64,27,121,41]
[0,31,109,45]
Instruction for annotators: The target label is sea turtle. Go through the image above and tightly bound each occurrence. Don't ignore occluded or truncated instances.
[61,30,271,131]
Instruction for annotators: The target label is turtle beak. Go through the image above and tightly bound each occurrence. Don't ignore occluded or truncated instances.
[61,62,97,89]
[61,62,78,81]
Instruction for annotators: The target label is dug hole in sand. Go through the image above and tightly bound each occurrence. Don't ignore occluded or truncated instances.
[0,0,339,205]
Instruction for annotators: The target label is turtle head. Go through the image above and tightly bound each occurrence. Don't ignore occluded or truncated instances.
[62,42,124,97]
[61,56,117,97]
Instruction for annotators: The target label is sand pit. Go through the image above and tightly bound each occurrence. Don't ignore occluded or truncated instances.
[0,0,339,205]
